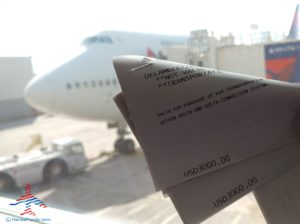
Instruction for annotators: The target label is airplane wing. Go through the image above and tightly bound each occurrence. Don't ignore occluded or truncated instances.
[112,56,300,224]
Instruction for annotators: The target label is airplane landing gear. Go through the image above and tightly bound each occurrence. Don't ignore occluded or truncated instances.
[114,128,135,154]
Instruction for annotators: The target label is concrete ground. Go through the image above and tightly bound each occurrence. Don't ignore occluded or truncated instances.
[0,115,266,224]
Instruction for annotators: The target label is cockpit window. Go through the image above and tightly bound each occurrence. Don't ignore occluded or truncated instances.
[83,35,113,46]
[99,36,113,44]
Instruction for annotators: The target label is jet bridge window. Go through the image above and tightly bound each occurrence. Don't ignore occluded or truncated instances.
[99,80,103,87]
[91,81,96,87]
[75,82,80,89]
[112,79,117,85]
[106,80,110,86]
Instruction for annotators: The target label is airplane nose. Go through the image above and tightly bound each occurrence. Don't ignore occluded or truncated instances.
[24,75,54,113]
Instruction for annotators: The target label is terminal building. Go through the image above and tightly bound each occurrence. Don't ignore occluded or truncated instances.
[160,29,300,82]
[0,57,35,123]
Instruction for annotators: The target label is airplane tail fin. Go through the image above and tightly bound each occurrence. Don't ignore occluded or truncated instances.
[146,48,156,58]
[288,4,300,39]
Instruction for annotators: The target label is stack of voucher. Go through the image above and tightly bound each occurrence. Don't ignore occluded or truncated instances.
[113,55,300,224]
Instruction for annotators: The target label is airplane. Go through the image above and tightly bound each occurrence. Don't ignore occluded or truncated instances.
[24,31,187,153]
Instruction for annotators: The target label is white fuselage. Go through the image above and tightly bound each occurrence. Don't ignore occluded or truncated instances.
[25,31,187,122]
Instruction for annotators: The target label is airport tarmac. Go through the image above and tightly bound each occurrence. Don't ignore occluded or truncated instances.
[0,115,266,223]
